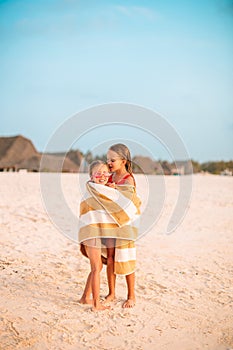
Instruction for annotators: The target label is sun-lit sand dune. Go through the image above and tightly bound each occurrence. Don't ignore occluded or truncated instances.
[0,173,232,350]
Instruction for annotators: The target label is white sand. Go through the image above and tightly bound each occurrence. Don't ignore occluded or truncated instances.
[0,173,232,350]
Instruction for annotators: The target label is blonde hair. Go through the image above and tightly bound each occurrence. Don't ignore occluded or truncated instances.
[89,160,106,176]
[108,143,133,174]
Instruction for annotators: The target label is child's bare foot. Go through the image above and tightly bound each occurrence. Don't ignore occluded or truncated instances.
[105,293,116,302]
[122,298,135,308]
[92,303,111,311]
[78,297,93,305]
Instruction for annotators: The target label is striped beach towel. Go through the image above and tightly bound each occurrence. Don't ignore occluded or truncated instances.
[78,182,141,275]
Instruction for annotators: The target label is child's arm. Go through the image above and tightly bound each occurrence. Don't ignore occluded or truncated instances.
[106,182,116,188]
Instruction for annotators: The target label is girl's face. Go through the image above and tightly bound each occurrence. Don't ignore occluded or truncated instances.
[107,150,126,173]
[91,164,110,185]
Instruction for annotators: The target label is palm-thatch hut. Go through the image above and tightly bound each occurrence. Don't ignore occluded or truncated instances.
[0,135,80,172]
[0,135,38,171]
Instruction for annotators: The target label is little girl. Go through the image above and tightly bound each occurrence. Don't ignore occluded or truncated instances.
[105,143,137,308]
[79,160,111,311]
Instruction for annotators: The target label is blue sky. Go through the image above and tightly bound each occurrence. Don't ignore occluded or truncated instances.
[0,0,232,161]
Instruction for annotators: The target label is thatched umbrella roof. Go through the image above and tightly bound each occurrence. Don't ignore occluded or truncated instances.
[133,156,163,174]
[17,155,41,171]
[66,150,83,167]
[39,154,79,172]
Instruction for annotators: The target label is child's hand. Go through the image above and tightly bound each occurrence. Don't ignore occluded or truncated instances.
[106,182,116,188]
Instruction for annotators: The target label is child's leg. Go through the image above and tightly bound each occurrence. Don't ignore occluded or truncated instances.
[85,240,110,311]
[79,272,93,304]
[105,238,116,301]
[123,272,136,308]
[79,243,92,304]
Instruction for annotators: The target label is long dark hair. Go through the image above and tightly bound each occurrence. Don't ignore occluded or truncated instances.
[108,143,133,174]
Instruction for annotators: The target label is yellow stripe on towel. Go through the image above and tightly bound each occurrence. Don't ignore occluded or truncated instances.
[86,182,139,227]
[79,225,138,242]
[114,239,136,275]
[114,260,136,276]
[78,182,141,275]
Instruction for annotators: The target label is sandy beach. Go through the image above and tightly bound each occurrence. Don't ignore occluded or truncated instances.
[0,173,232,350]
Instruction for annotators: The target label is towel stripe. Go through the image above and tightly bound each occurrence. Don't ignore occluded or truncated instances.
[79,225,138,243]
[87,182,139,226]
[115,247,136,262]
[114,260,136,276]
[78,182,141,275]
[78,210,116,228]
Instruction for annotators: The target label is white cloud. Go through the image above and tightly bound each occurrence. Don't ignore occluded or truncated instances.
[115,5,131,16]
[114,5,157,20]
[132,6,157,20]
